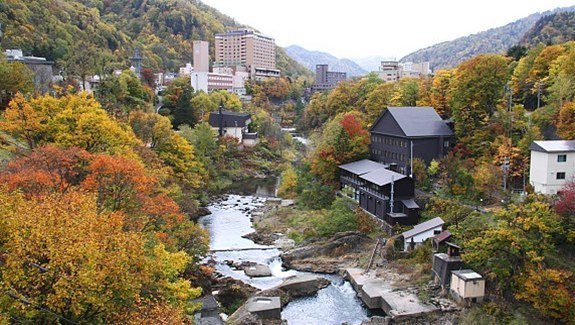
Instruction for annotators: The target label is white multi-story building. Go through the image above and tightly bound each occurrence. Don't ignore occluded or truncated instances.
[529,140,575,194]
[190,40,248,94]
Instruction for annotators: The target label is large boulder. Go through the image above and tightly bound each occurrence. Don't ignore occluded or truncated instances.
[243,264,272,277]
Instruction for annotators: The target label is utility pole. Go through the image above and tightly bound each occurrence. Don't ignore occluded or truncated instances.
[537,81,542,109]
[502,157,509,192]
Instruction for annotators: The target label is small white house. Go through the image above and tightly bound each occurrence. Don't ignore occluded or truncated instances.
[401,217,444,251]
[450,269,485,306]
[208,110,257,145]
[529,140,575,195]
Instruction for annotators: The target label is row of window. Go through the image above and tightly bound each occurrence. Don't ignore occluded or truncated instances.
[372,136,408,148]
[372,149,407,162]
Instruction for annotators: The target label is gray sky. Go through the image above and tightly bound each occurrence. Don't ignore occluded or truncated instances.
[200,0,575,59]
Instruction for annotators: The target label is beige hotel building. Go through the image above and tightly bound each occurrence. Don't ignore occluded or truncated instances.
[214,29,280,80]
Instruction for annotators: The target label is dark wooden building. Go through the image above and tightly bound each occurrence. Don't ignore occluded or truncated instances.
[369,107,454,175]
[339,159,419,227]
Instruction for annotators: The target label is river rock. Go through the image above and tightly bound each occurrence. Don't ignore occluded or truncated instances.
[243,264,272,277]
[277,275,330,298]
[274,236,295,250]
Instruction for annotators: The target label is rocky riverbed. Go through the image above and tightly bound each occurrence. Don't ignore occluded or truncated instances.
[246,200,465,324]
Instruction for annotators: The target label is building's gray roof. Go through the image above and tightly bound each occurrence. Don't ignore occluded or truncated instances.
[401,198,419,209]
[386,107,453,137]
[402,217,444,239]
[338,159,387,175]
[209,111,251,128]
[359,168,406,186]
[529,140,575,153]
[452,269,483,281]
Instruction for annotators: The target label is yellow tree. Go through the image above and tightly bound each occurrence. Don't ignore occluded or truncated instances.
[557,101,575,139]
[0,188,202,323]
[1,92,139,155]
[0,93,44,149]
[429,69,453,118]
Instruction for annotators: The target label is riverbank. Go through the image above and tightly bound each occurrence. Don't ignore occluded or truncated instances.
[248,200,464,324]
[198,195,374,324]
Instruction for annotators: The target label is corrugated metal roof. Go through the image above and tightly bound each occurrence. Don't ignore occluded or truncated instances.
[530,140,575,153]
[338,159,387,175]
[386,107,453,137]
[433,230,451,243]
[402,217,444,239]
[359,168,406,186]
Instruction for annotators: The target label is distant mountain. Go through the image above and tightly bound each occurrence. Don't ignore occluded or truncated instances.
[400,6,575,71]
[350,56,387,72]
[285,45,367,77]
[521,11,575,47]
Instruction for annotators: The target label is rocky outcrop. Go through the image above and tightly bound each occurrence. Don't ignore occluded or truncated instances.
[280,231,372,273]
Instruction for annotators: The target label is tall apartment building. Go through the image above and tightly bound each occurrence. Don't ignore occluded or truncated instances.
[313,64,347,91]
[214,29,280,80]
[191,40,249,95]
[193,40,210,73]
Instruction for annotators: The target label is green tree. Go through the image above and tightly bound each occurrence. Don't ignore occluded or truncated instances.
[450,54,510,156]
[310,111,370,184]
[0,57,34,108]
[163,77,196,128]
[463,199,563,290]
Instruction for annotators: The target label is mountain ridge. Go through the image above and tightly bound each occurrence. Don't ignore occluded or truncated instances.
[285,45,367,77]
[400,5,575,71]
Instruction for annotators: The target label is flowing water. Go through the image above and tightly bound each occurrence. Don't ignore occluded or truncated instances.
[199,194,372,324]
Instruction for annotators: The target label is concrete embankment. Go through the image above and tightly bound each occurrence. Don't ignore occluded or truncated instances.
[346,268,439,321]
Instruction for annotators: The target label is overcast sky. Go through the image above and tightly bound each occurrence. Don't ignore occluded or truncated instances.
[200,0,575,59]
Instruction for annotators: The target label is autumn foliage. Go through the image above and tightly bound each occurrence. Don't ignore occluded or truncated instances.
[0,93,209,322]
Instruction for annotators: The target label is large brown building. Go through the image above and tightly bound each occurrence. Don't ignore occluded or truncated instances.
[214,29,279,80]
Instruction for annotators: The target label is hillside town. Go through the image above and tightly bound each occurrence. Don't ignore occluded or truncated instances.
[0,1,575,325]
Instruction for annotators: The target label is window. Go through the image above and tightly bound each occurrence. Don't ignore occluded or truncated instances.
[557,172,566,180]
[444,140,450,148]
[558,154,567,162]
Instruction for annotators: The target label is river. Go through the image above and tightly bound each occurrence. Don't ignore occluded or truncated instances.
[199,194,373,324]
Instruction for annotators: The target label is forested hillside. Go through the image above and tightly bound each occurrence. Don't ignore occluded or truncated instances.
[290,40,575,323]
[521,11,575,47]
[400,6,575,71]
[0,0,310,77]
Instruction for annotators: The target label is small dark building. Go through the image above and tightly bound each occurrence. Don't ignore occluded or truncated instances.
[193,295,223,324]
[432,242,463,291]
[208,110,257,145]
[369,107,454,175]
[339,159,419,227]
[432,230,452,252]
